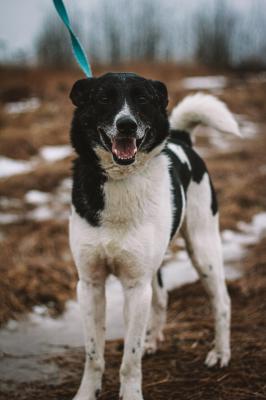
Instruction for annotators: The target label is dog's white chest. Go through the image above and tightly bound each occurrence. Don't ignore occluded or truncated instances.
[69,155,172,279]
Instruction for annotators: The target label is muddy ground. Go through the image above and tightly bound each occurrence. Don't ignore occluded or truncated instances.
[0,63,266,399]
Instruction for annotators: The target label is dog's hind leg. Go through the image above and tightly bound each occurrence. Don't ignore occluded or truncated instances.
[182,173,231,368]
[144,270,168,354]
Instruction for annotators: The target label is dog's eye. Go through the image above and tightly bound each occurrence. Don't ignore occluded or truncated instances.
[97,95,110,104]
[137,96,148,104]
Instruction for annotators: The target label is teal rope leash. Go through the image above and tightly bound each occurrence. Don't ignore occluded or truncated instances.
[52,0,92,77]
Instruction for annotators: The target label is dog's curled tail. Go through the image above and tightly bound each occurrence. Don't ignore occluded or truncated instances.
[169,92,241,137]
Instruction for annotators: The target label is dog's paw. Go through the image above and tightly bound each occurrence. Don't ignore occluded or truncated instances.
[120,395,143,400]
[143,329,164,355]
[119,390,143,400]
[205,348,231,368]
[143,339,157,355]
[119,382,143,400]
[73,386,101,400]
[73,392,100,400]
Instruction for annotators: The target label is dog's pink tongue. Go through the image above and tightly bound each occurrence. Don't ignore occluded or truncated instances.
[112,138,137,159]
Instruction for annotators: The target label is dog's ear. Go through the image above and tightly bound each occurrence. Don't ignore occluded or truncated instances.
[150,80,168,109]
[69,78,96,107]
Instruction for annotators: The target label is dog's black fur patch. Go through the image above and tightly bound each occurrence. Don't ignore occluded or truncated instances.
[164,147,186,239]
[72,154,106,226]
[157,268,163,288]
[167,134,218,217]
[170,129,193,147]
[209,177,218,215]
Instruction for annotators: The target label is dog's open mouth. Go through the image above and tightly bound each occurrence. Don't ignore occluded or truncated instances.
[111,137,137,165]
[99,127,149,166]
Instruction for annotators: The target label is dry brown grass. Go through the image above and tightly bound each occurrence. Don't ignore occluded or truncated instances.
[0,220,76,324]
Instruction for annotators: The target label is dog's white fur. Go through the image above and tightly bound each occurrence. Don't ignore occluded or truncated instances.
[70,93,237,400]
[170,92,241,136]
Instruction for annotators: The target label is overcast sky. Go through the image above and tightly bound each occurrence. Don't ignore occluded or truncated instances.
[0,0,86,58]
[0,0,261,60]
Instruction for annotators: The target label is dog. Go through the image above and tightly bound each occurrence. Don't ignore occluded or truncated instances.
[69,72,240,400]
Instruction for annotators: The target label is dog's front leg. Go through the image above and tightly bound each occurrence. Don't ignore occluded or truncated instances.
[73,279,106,400]
[120,280,152,400]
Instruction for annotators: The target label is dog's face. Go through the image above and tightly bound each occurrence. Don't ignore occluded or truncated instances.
[70,72,169,167]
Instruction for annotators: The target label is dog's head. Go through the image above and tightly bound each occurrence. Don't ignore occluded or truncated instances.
[70,72,169,168]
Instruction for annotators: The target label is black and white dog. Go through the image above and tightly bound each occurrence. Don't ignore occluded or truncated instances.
[69,72,240,400]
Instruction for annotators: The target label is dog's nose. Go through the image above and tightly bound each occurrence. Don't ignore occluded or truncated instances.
[116,116,137,134]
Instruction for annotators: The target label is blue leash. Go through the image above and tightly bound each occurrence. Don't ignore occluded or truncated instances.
[52,0,92,77]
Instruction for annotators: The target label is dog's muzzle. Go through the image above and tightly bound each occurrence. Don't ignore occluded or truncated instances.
[99,122,151,166]
[110,116,138,165]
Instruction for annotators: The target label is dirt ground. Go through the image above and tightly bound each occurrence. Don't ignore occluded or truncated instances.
[0,63,266,399]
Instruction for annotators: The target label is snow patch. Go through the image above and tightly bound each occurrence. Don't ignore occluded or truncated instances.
[32,305,49,316]
[40,145,72,162]
[5,98,40,114]
[0,179,71,225]
[181,76,227,90]
[25,190,51,204]
[0,212,21,224]
[0,146,71,180]
[27,205,54,221]
[0,156,32,178]
[55,178,72,204]
[0,197,21,208]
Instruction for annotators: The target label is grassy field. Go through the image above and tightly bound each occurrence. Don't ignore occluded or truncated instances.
[0,63,265,399]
